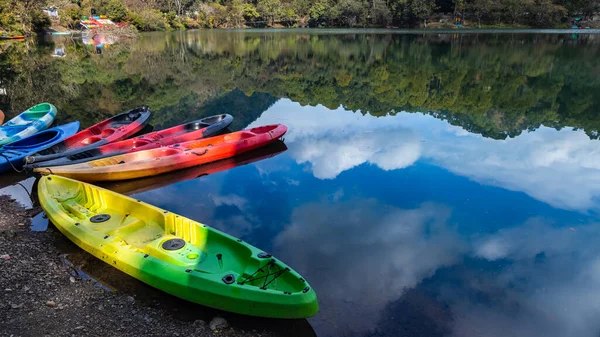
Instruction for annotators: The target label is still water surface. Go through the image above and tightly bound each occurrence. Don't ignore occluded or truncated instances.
[1,30,600,337]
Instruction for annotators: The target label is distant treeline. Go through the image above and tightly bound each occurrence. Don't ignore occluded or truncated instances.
[1,0,599,34]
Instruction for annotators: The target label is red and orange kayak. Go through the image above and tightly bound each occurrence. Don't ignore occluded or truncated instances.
[100,141,287,195]
[34,124,287,182]
[25,107,151,166]
[28,114,233,168]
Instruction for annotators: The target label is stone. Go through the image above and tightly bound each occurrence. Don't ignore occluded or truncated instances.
[209,317,229,331]
[45,300,57,308]
[192,319,206,327]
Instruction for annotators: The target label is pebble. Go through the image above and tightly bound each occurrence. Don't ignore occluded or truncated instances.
[126,296,135,303]
[74,326,84,330]
[5,288,12,292]
[45,300,57,308]
[209,317,229,331]
[0,254,10,260]
[192,319,206,327]
[69,276,75,283]
[17,223,24,226]
[11,303,23,309]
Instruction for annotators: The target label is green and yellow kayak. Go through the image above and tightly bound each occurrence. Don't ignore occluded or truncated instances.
[38,175,318,318]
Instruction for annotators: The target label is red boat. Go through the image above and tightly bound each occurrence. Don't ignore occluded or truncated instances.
[100,141,287,195]
[28,114,233,168]
[0,36,25,40]
[34,124,287,182]
[24,107,151,166]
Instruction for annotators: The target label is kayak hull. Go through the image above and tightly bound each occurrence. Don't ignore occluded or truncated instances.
[35,124,287,182]
[0,103,57,146]
[25,107,151,165]
[0,122,79,173]
[30,114,233,168]
[38,175,318,318]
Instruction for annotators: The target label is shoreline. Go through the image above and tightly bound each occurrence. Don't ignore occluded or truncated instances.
[0,193,314,337]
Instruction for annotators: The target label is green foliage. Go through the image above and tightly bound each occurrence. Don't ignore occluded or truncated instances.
[183,17,201,29]
[410,0,436,24]
[0,0,586,31]
[129,9,169,31]
[60,4,82,28]
[242,3,260,20]
[257,0,280,24]
[30,10,52,32]
[309,1,329,20]
[470,0,493,27]
[105,0,128,22]
[332,0,368,26]
[0,0,49,34]
[529,0,568,27]
[165,11,185,29]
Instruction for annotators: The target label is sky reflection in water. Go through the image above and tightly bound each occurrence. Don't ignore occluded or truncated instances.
[134,99,600,337]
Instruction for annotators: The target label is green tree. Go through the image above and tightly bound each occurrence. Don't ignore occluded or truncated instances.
[257,0,279,25]
[409,0,435,26]
[502,0,531,24]
[229,0,245,27]
[309,0,329,21]
[242,3,260,21]
[529,0,567,27]
[470,0,493,27]
[333,0,368,26]
[372,0,392,25]
[105,0,128,22]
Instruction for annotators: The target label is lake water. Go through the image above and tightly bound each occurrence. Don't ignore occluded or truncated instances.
[1,29,600,337]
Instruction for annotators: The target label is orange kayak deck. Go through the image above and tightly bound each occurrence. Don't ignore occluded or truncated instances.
[34,124,287,182]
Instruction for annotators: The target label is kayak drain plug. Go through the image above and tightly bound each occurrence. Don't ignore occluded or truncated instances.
[222,274,235,284]
[162,238,186,251]
[90,214,111,223]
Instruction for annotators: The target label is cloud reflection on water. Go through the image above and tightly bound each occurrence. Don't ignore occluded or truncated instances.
[251,99,600,212]
[274,200,465,336]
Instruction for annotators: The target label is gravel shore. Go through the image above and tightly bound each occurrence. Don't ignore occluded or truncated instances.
[0,195,315,337]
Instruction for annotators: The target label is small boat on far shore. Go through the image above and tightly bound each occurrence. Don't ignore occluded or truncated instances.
[0,35,25,40]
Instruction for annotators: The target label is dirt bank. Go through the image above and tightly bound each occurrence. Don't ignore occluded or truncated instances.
[0,195,314,337]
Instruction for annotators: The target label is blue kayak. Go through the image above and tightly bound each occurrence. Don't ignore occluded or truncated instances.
[0,122,80,173]
[0,103,57,146]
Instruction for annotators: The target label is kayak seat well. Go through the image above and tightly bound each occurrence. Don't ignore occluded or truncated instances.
[185,122,211,131]
[20,103,52,120]
[200,114,228,125]
[27,103,52,113]
[131,139,152,148]
[6,130,58,148]
[81,136,102,145]
[110,111,143,127]
[100,128,116,137]
[249,125,279,134]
